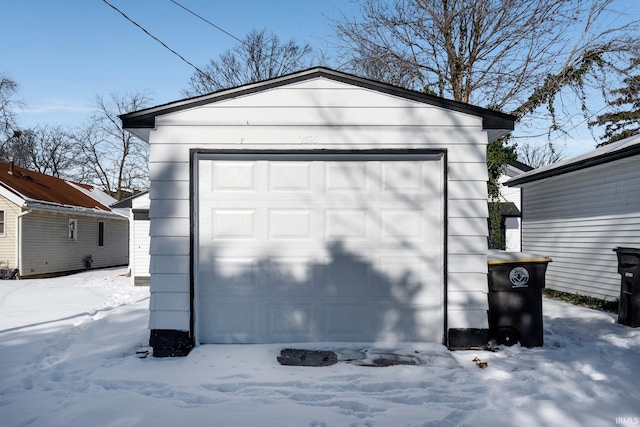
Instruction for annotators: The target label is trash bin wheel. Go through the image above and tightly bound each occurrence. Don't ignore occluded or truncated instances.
[495,326,519,346]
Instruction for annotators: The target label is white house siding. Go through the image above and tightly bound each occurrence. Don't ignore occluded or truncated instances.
[500,173,522,252]
[133,218,150,286]
[145,77,492,337]
[520,156,640,300]
[504,217,521,252]
[130,192,151,286]
[0,196,20,269]
[494,164,528,252]
[20,210,128,277]
[500,168,524,212]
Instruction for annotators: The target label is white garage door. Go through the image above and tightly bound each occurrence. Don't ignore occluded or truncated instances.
[196,152,444,344]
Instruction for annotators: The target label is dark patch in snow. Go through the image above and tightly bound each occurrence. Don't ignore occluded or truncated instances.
[278,347,461,368]
[277,349,338,366]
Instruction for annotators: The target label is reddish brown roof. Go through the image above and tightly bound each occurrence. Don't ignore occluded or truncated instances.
[0,162,110,211]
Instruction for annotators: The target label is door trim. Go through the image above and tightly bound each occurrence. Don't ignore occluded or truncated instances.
[190,148,448,345]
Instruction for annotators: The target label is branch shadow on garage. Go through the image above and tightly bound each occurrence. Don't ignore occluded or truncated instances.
[195,240,443,347]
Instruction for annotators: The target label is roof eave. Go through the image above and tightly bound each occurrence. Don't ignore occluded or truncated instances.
[24,200,126,219]
[111,189,150,209]
[0,182,28,207]
[507,142,640,186]
[121,67,515,142]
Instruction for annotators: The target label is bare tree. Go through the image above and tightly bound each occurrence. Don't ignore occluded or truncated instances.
[8,126,77,177]
[0,75,21,155]
[336,0,637,118]
[184,29,313,96]
[518,141,566,168]
[73,92,151,199]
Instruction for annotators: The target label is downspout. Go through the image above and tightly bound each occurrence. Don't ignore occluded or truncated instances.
[16,209,32,277]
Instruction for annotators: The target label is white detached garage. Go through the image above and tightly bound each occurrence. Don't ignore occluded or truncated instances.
[121,68,515,357]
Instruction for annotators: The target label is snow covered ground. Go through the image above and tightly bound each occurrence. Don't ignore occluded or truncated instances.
[1,268,639,427]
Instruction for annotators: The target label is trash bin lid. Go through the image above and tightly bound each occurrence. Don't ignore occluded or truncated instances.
[613,247,640,255]
[488,249,552,265]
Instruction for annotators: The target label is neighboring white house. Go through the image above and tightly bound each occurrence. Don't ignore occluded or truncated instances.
[0,162,129,278]
[506,134,640,300]
[490,160,533,252]
[121,67,515,357]
[112,191,150,286]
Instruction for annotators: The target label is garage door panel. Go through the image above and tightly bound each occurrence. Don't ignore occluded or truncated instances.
[324,162,369,193]
[203,208,441,246]
[203,254,440,295]
[201,256,320,296]
[374,257,426,289]
[372,304,441,342]
[268,162,313,192]
[200,301,259,343]
[210,161,258,193]
[268,303,316,340]
[200,257,259,292]
[380,209,425,242]
[381,162,429,193]
[324,255,372,296]
[210,209,257,240]
[197,153,444,344]
[324,209,369,240]
[268,209,313,240]
[267,257,316,289]
[324,304,373,339]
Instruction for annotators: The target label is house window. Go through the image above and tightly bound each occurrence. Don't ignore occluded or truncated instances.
[69,219,78,242]
[98,221,105,247]
[0,210,4,237]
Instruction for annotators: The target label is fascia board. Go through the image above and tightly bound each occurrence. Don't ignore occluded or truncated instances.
[0,183,27,207]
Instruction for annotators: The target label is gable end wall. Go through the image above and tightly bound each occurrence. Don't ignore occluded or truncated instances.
[146,79,491,337]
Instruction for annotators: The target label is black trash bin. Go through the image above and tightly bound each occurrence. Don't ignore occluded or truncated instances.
[613,247,640,328]
[487,250,552,347]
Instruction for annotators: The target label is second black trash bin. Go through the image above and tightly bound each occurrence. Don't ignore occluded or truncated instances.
[487,250,552,347]
[613,247,640,328]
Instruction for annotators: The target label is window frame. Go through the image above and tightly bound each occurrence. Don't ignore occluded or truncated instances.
[68,218,78,242]
[98,221,105,247]
[0,210,5,237]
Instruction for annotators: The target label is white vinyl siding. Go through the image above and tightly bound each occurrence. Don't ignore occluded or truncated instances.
[494,164,526,252]
[122,192,152,286]
[504,217,521,252]
[0,196,20,269]
[146,78,491,334]
[499,167,524,211]
[133,217,151,286]
[20,210,128,277]
[521,155,640,300]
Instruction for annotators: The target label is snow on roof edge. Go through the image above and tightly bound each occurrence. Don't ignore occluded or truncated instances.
[507,133,640,186]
